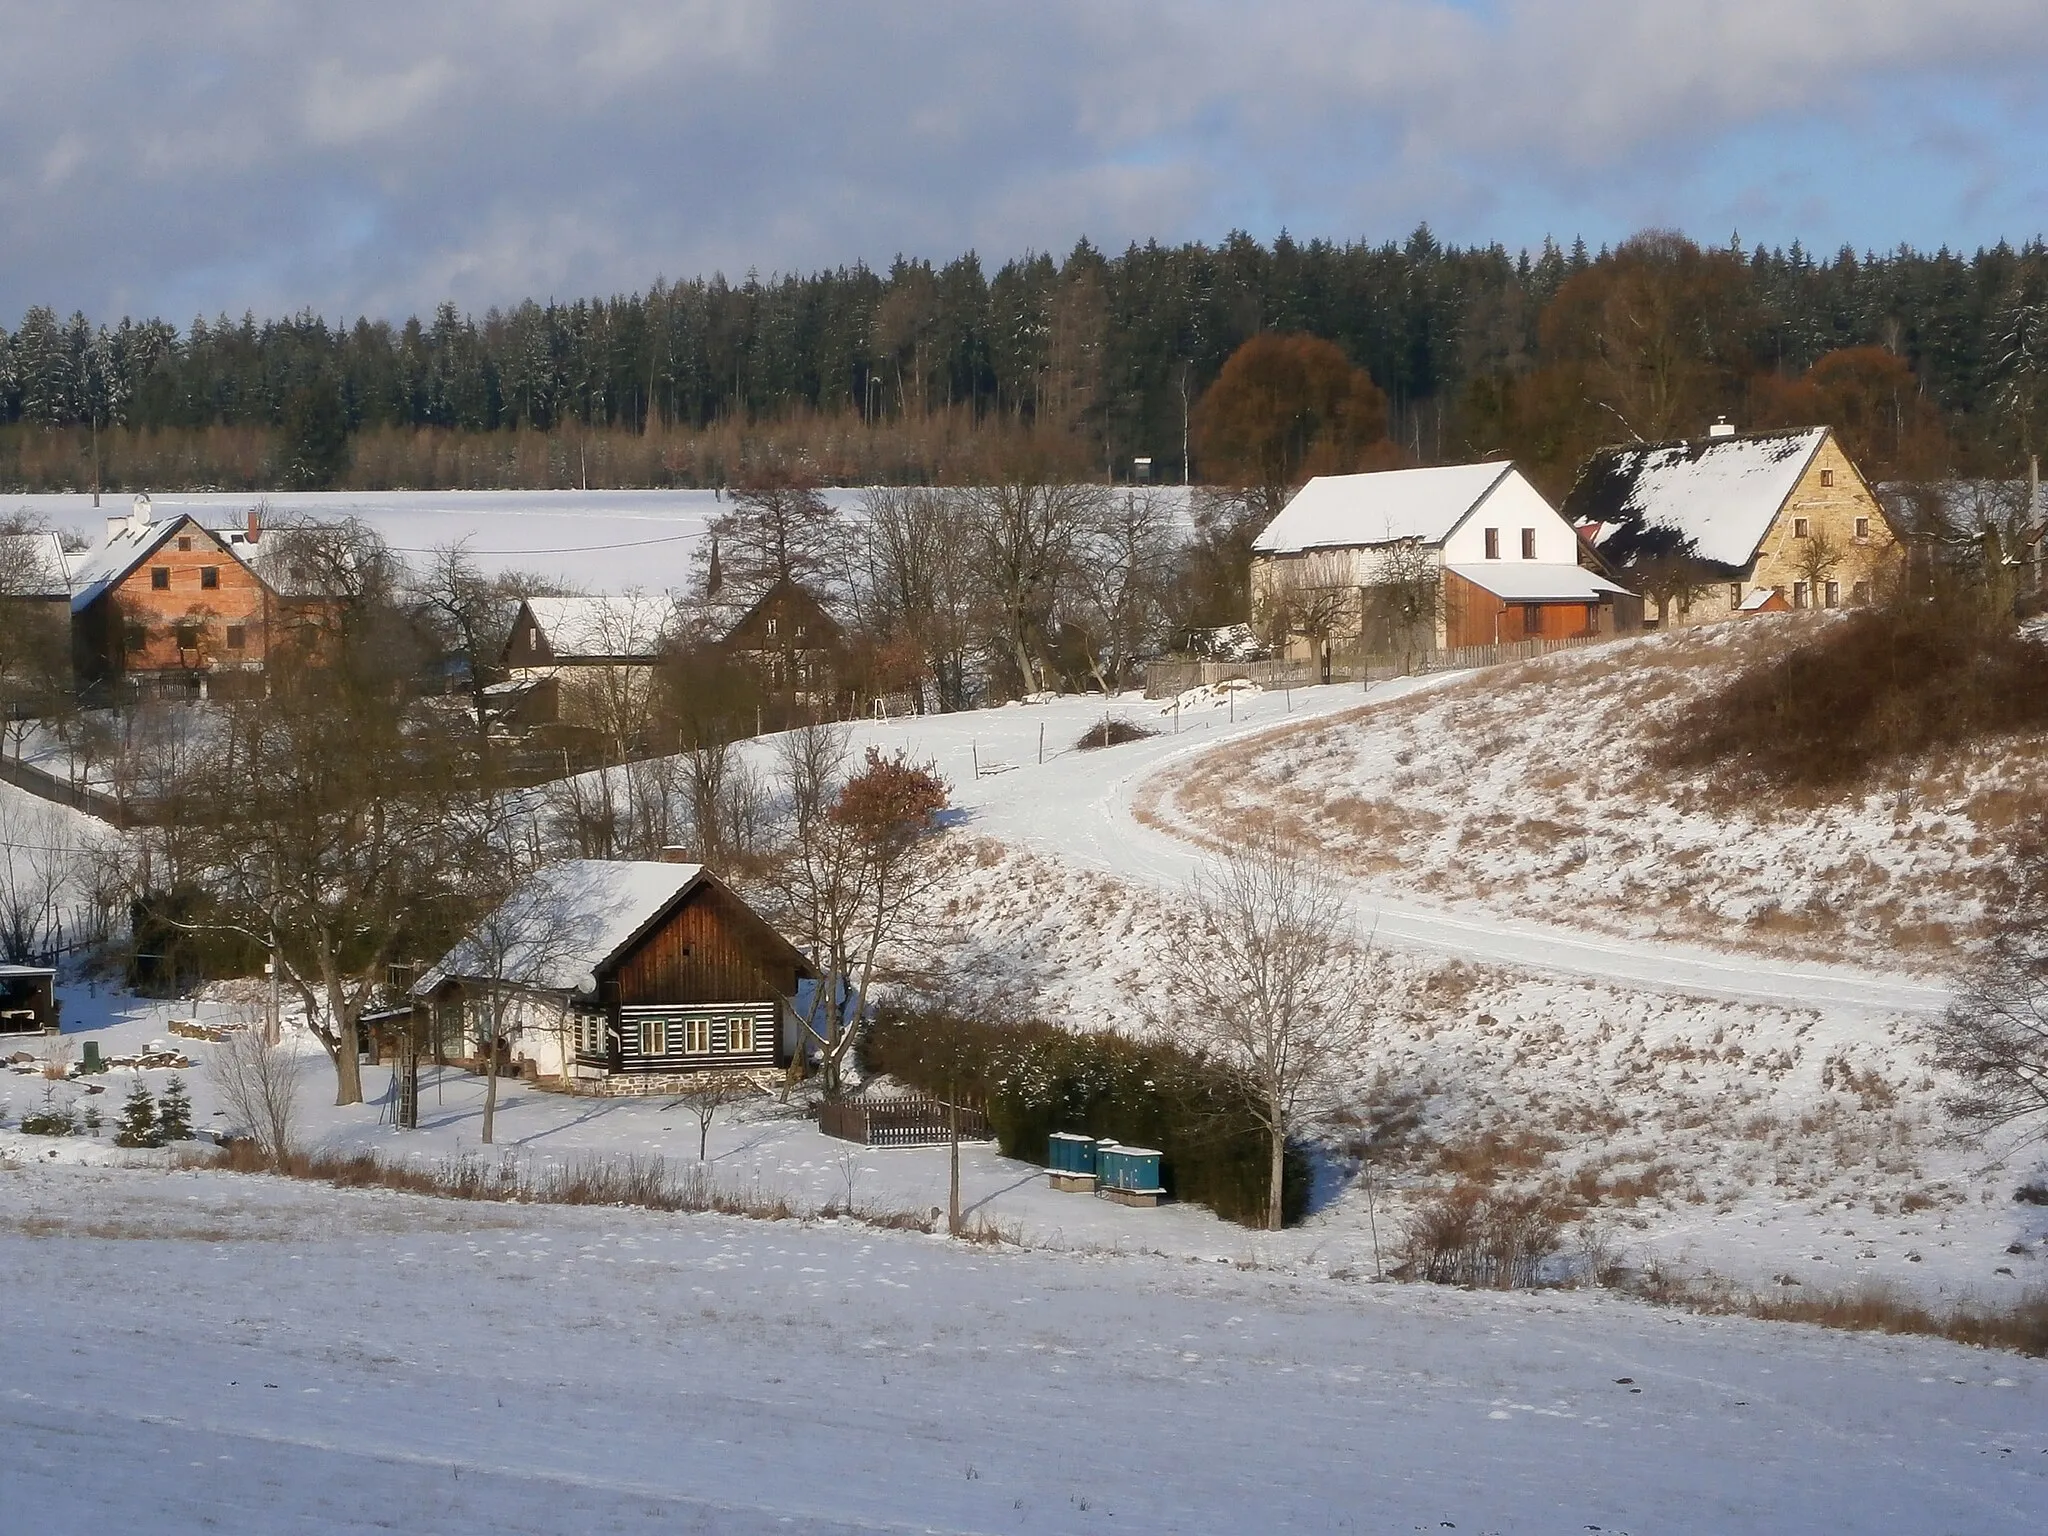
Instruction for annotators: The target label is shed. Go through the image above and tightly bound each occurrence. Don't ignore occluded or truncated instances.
[0,965,59,1035]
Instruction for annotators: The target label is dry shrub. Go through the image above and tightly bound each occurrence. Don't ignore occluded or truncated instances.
[1401,1183,1567,1288]
[1434,1127,1563,1183]
[1656,596,2048,792]
[1075,717,1157,751]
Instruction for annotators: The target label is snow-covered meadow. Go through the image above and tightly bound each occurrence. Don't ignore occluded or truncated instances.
[5,1157,2044,1535]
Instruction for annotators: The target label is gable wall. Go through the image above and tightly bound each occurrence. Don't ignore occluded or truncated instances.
[1439,474,1581,565]
[606,882,799,1008]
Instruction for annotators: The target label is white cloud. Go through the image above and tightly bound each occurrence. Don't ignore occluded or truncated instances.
[2,1,2046,321]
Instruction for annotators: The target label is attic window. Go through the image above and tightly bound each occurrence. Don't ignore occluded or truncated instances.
[200,566,219,589]
[1520,528,1536,560]
[150,566,170,590]
[1793,517,1810,539]
[1854,516,1870,543]
[1820,468,1835,488]
[766,618,779,638]
[1483,528,1500,560]
[1729,583,1743,608]
[177,536,192,552]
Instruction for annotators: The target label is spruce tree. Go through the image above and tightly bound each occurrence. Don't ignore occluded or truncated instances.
[113,1076,160,1148]
[156,1075,195,1142]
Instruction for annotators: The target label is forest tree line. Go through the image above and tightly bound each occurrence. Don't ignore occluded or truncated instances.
[5,227,2048,497]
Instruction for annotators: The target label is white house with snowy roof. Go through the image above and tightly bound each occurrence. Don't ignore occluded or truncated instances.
[411,857,817,1090]
[1562,425,1904,627]
[498,592,674,741]
[1249,461,1631,658]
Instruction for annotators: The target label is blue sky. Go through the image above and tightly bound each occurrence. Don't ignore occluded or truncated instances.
[3,1,2045,326]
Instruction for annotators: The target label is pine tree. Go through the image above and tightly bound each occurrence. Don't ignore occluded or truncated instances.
[113,1076,161,1148]
[156,1075,195,1142]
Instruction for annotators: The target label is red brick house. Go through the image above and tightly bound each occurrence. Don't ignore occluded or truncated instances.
[69,498,296,691]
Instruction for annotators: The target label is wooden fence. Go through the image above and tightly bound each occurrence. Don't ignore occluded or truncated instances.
[819,1095,990,1147]
[0,752,130,825]
[1141,632,1610,699]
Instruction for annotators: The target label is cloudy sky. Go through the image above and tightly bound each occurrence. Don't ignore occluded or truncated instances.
[4,1,2047,326]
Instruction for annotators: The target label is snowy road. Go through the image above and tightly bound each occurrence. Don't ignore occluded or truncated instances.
[5,1165,2040,1535]
[818,684,1951,1018]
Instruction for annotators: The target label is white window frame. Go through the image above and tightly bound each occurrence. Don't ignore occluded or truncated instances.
[728,1014,755,1055]
[683,1016,712,1055]
[640,1017,666,1056]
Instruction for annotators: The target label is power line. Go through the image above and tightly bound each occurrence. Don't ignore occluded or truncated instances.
[388,530,702,557]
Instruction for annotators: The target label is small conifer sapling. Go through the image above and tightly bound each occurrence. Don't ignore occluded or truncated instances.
[156,1075,195,1141]
[113,1076,161,1148]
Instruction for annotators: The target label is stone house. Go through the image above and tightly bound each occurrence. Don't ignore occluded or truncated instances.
[1563,426,1905,627]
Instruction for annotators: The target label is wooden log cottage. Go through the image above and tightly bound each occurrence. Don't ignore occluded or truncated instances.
[413,859,817,1092]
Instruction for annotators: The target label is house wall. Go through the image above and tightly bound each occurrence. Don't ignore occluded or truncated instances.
[78,519,276,682]
[1443,571,1606,648]
[1666,436,1905,627]
[1439,475,1583,565]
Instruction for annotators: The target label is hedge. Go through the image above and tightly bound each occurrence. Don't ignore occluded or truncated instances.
[862,1007,1309,1228]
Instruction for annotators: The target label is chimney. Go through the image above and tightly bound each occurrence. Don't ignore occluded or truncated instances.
[129,493,153,534]
[657,846,695,865]
[1706,417,1737,439]
[248,504,262,544]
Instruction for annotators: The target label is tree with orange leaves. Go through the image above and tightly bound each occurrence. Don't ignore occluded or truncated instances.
[1192,333,1394,520]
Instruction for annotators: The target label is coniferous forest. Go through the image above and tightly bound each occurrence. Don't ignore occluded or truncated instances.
[5,227,2048,496]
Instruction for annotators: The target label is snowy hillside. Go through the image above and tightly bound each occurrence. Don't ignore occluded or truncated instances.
[1144,617,2048,969]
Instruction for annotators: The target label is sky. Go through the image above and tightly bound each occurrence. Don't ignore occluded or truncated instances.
[4,1,2048,328]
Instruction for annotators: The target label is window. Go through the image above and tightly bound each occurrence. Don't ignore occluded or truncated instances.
[1792,582,1808,609]
[174,621,201,651]
[728,1015,755,1054]
[1520,528,1537,560]
[1820,468,1834,488]
[1852,580,1871,605]
[1729,583,1744,608]
[1854,516,1870,543]
[225,624,246,650]
[1521,603,1542,635]
[1483,528,1500,560]
[200,565,219,589]
[1793,517,1810,539]
[1825,580,1841,609]
[123,622,147,653]
[682,1016,712,1055]
[639,1017,666,1056]
[766,617,779,638]
[150,566,170,590]
[177,536,192,552]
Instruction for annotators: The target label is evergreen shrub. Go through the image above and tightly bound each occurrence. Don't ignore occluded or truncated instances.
[157,1076,195,1142]
[863,1007,1309,1228]
[19,1085,76,1136]
[113,1077,161,1148]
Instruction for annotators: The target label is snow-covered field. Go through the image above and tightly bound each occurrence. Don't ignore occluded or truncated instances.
[4,1159,2043,1534]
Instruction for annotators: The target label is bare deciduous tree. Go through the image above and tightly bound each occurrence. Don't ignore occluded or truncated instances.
[668,1071,752,1160]
[210,1028,302,1167]
[1164,832,1380,1230]
[1935,817,2048,1139]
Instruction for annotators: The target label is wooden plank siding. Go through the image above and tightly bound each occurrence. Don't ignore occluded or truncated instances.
[1443,570,1605,649]
[598,1001,779,1074]
[609,882,804,1007]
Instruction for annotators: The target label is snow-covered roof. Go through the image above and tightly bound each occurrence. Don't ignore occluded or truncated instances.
[0,532,75,598]
[1563,428,1828,572]
[63,505,264,614]
[1252,463,1521,553]
[1445,564,1631,602]
[419,860,705,997]
[1738,588,1787,612]
[519,596,670,661]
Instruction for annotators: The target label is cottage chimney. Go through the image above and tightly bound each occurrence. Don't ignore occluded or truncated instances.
[1706,417,1737,439]
[656,846,694,865]
[248,504,262,544]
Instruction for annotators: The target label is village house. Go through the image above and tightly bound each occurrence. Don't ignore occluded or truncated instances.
[412,858,818,1092]
[66,496,297,692]
[721,577,844,695]
[1249,461,1632,660]
[499,593,671,739]
[1563,425,1905,627]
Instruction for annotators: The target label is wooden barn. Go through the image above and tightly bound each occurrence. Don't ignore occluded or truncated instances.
[413,858,817,1091]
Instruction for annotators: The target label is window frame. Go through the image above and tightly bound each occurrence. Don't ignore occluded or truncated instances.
[1520,527,1537,560]
[224,624,247,651]
[682,1016,712,1055]
[150,566,170,590]
[1483,527,1501,560]
[1854,516,1870,543]
[1825,580,1840,609]
[728,1014,755,1055]
[1792,517,1810,539]
[1792,581,1809,609]
[200,565,220,590]
[1820,468,1834,488]
[639,1017,667,1057]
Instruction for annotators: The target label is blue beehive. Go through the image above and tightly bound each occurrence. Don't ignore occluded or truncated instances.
[1094,1143,1164,1206]
[1047,1132,1096,1175]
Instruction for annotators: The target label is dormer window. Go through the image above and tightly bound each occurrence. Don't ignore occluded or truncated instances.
[1483,528,1500,560]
